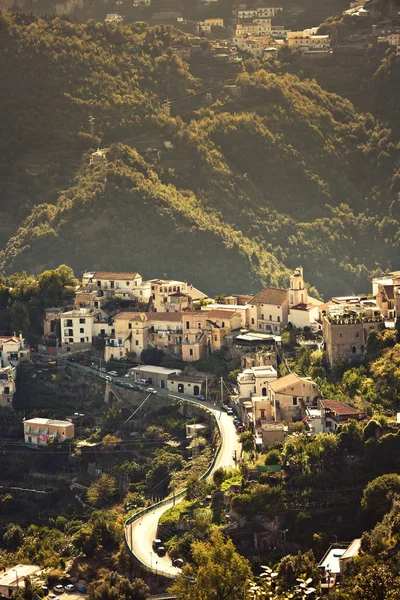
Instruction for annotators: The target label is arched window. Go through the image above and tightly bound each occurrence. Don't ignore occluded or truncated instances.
[262,387,267,397]
[251,318,254,325]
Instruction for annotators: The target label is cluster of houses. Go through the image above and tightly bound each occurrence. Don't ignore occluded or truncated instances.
[41,266,400,370]
[9,265,400,450]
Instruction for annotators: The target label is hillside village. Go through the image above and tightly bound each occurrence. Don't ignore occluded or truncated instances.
[103,0,400,61]
[4,265,399,453]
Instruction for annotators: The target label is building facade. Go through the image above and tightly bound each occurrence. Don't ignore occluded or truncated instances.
[24,418,74,447]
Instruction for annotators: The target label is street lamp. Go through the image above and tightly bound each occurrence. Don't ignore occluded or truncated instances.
[150,551,153,569]
[155,561,158,575]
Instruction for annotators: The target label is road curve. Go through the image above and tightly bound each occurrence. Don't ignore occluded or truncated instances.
[125,400,242,578]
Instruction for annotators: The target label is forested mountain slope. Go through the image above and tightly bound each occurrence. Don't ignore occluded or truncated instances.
[0,14,399,297]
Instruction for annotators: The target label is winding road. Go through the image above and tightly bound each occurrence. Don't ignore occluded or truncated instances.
[125,400,242,578]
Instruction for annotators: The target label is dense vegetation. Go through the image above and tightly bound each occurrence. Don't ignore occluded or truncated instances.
[0,14,399,296]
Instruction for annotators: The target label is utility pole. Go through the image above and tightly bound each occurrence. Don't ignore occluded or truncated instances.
[220,376,223,405]
[205,376,208,401]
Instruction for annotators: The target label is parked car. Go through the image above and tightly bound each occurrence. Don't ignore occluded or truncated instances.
[156,546,167,557]
[172,558,184,568]
[99,367,107,372]
[41,586,49,596]
[146,387,157,395]
[79,359,89,366]
[197,394,206,401]
[107,370,118,377]
[48,594,58,599]
[152,539,163,552]
[64,585,76,593]
[226,407,233,415]
[53,585,64,594]
[124,373,130,378]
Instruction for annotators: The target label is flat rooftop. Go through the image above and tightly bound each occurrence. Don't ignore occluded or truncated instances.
[130,365,181,375]
[318,546,347,574]
[0,565,41,587]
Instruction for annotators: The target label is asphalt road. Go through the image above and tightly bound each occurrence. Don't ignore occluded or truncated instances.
[125,402,242,578]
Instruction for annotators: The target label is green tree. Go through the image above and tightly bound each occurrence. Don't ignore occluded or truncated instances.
[240,431,254,452]
[87,474,117,507]
[361,473,400,522]
[3,523,24,551]
[276,550,320,592]
[88,570,148,600]
[169,529,252,600]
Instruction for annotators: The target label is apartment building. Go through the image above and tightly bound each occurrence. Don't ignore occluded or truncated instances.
[60,307,102,349]
[24,418,74,447]
[82,271,151,301]
[181,309,242,361]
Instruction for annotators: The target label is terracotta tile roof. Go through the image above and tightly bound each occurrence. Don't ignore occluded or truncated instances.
[269,373,308,391]
[319,399,361,416]
[291,303,310,311]
[93,271,139,280]
[148,312,183,322]
[248,287,288,306]
[206,309,240,319]
[114,312,147,321]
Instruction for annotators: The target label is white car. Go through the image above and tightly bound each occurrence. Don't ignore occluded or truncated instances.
[146,387,157,395]
[64,585,76,593]
[53,585,64,594]
[107,370,118,377]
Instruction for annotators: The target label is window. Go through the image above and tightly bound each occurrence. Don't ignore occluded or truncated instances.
[79,318,86,324]
[135,340,139,346]
[260,409,266,419]
[189,349,193,356]
[261,313,264,320]
[129,323,132,329]
[80,338,84,343]
[339,333,343,338]
[269,314,272,321]
[221,322,225,328]
[80,328,84,333]
[66,320,73,327]
[251,318,254,325]
[118,339,122,345]
[168,335,171,341]
[214,336,218,341]
[110,281,115,289]
[262,387,267,397]
[355,331,359,337]
[126,282,130,286]
[186,321,190,329]
[292,397,298,406]
[198,322,202,329]
[277,316,280,322]
[352,346,357,353]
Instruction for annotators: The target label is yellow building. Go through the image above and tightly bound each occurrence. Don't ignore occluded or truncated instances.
[24,418,74,448]
[267,373,318,421]
[182,309,242,362]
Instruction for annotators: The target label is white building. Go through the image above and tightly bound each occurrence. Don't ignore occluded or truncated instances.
[236,21,272,36]
[0,334,30,367]
[237,365,278,399]
[287,31,330,52]
[82,271,151,301]
[60,307,100,348]
[0,565,41,598]
[133,0,151,5]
